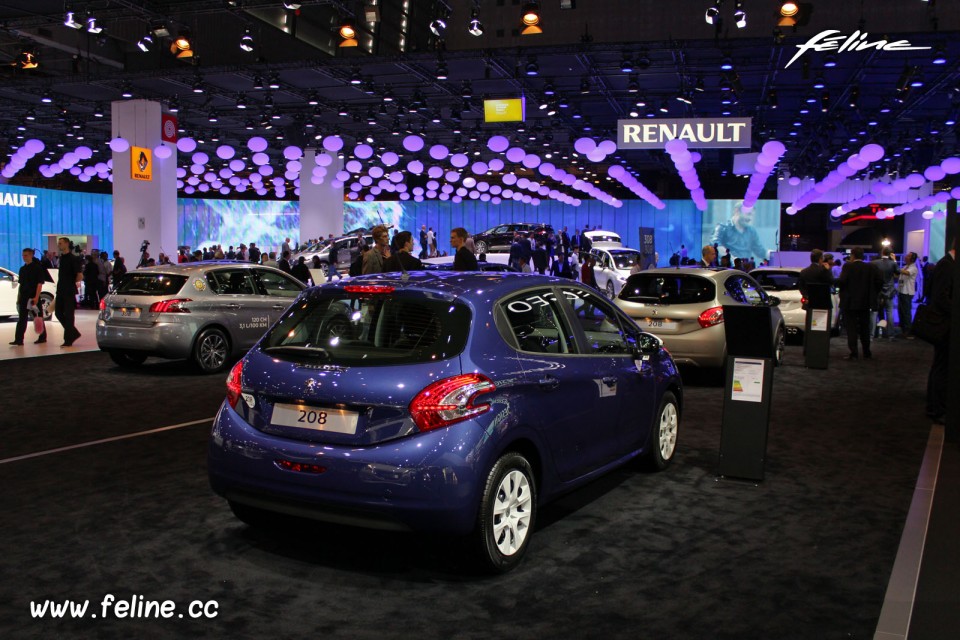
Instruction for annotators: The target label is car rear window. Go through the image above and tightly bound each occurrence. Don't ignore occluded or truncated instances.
[113,273,188,296]
[619,273,715,304]
[611,252,640,269]
[261,289,471,366]
[753,271,800,291]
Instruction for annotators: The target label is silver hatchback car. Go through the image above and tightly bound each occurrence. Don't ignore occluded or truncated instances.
[97,262,305,372]
[614,268,786,369]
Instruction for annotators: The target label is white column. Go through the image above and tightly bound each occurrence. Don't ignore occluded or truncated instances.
[111,99,177,263]
[300,148,344,241]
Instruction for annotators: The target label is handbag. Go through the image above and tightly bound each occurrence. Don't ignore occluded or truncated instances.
[912,303,949,345]
[27,302,45,335]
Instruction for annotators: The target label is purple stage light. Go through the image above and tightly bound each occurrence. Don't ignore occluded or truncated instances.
[451,153,469,168]
[858,144,884,163]
[323,136,344,152]
[154,145,172,159]
[229,159,245,172]
[905,173,926,188]
[252,152,269,166]
[403,135,424,152]
[382,151,399,166]
[258,165,274,176]
[407,160,424,174]
[573,137,596,155]
[505,147,526,163]
[109,137,130,153]
[247,136,268,152]
[924,166,946,182]
[192,152,209,165]
[472,161,488,175]
[463,176,477,188]
[217,145,235,160]
[283,145,303,160]
[360,175,373,186]
[597,140,616,155]
[487,135,510,153]
[336,170,350,182]
[354,144,374,159]
[941,157,960,175]
[428,166,444,179]
[316,153,333,167]
[369,166,384,178]
[522,154,541,169]
[586,149,605,162]
[176,137,196,153]
[429,145,449,160]
[389,171,403,183]
[445,171,460,182]
[219,168,233,179]
[488,158,505,172]
[345,160,362,173]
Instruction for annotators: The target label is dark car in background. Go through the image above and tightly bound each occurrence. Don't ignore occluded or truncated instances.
[473,223,554,254]
[96,262,305,372]
[209,272,682,572]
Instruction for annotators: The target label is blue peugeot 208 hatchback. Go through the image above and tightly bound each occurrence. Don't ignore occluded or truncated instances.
[208,271,682,572]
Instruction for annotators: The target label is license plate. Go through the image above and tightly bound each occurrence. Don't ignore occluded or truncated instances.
[111,307,140,319]
[645,318,676,331]
[271,403,358,434]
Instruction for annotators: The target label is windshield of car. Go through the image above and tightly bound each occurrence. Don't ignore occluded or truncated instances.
[619,274,716,304]
[261,289,472,366]
[113,273,188,296]
[610,251,641,270]
[752,271,801,291]
[589,233,621,243]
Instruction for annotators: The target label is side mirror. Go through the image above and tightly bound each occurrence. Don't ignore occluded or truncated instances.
[637,332,663,355]
[767,295,781,307]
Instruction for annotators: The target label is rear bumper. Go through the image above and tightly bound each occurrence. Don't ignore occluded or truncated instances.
[95,317,196,359]
[208,402,488,534]
[655,325,726,368]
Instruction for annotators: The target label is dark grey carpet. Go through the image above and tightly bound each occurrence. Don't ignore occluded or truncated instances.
[0,339,937,639]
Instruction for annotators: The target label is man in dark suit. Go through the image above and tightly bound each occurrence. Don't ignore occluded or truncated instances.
[926,239,955,426]
[451,227,479,271]
[838,247,882,359]
[798,249,834,306]
[699,245,717,268]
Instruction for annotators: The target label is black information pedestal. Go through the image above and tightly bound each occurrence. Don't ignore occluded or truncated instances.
[718,305,776,481]
[802,283,833,370]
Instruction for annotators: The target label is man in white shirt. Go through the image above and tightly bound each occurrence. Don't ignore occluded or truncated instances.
[897,251,919,339]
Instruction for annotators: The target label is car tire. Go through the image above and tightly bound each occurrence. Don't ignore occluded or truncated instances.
[475,452,537,573]
[109,349,148,368]
[38,292,54,321]
[643,391,679,471]
[228,501,276,529]
[193,327,231,374]
[605,280,616,299]
[475,240,487,255]
[773,326,785,367]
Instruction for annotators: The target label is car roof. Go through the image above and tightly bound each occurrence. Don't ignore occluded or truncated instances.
[637,267,742,280]
[319,271,573,300]
[129,261,278,274]
[751,266,802,273]
[606,248,641,254]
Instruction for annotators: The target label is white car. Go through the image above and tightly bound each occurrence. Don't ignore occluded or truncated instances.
[293,234,372,267]
[590,247,644,299]
[0,266,57,320]
[750,267,839,337]
[583,229,622,248]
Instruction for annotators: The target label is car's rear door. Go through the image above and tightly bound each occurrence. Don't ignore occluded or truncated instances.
[205,268,269,350]
[252,267,305,324]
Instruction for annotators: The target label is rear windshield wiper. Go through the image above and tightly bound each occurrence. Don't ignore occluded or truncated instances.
[262,345,331,358]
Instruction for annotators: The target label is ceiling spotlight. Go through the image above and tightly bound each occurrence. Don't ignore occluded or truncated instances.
[733,1,746,28]
[236,93,247,109]
[86,16,102,34]
[338,103,349,117]
[525,57,539,76]
[121,83,134,99]
[521,2,542,35]
[932,43,947,65]
[676,92,693,105]
[339,19,357,47]
[429,17,447,37]
[580,77,590,94]
[779,1,799,27]
[307,91,319,106]
[283,2,302,9]
[137,32,154,52]
[659,100,670,113]
[171,30,193,58]
[823,53,837,68]
[382,86,395,102]
[64,11,83,29]
[349,68,362,84]
[252,74,265,89]
[168,97,180,113]
[705,1,722,25]
[812,73,825,89]
[19,50,39,70]
[25,109,36,121]
[268,73,280,89]
[627,75,639,93]
[695,76,705,92]
[436,61,448,80]
[239,29,254,52]
[620,56,634,73]
[208,110,218,123]
[468,9,484,36]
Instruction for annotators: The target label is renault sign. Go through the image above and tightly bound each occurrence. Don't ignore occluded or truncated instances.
[617,117,752,149]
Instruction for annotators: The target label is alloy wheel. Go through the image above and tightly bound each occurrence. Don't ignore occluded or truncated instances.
[491,469,532,556]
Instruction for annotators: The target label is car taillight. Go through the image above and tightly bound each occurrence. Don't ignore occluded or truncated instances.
[409,373,496,433]
[99,299,106,311]
[149,298,192,313]
[226,360,243,409]
[343,285,395,294]
[801,296,808,306]
[698,306,724,328]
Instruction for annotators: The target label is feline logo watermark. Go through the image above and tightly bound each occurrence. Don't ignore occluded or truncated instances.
[785,30,931,69]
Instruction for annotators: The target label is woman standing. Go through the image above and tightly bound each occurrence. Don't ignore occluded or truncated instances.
[897,252,919,339]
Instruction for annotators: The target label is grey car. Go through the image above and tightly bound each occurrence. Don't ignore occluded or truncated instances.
[96,262,305,372]
[614,268,786,369]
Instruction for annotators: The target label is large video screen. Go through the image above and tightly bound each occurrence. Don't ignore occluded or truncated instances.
[178,198,301,253]
[701,200,781,262]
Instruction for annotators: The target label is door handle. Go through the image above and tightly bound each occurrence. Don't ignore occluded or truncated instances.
[271,304,286,310]
[537,376,560,390]
[222,303,241,310]
[602,376,618,387]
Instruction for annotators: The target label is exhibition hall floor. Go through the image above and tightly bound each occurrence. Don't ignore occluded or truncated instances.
[0,335,955,639]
